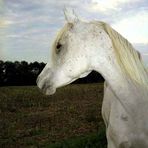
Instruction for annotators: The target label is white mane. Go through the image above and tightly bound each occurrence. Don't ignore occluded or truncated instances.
[95,21,148,88]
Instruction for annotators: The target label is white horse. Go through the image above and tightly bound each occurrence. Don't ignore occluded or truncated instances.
[37,10,148,148]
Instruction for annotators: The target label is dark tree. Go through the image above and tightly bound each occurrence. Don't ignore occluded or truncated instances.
[0,60,4,86]
[0,61,104,86]
[73,71,104,84]
[2,61,16,85]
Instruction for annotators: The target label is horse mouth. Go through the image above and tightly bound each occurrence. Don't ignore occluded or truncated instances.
[44,87,56,95]
[37,81,56,96]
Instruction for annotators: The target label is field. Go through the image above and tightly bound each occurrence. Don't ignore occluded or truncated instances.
[0,83,107,148]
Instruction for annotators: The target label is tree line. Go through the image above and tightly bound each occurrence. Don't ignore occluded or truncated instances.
[0,60,104,86]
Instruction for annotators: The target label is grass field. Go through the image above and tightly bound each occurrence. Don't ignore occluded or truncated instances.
[0,83,107,148]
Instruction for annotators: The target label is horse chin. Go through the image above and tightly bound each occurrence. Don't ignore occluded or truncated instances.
[45,87,56,96]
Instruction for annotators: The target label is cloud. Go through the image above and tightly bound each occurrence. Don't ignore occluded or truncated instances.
[143,53,148,56]
[112,11,148,44]
[133,43,148,66]
[1,0,148,63]
[0,20,14,28]
[83,0,148,24]
[134,43,148,52]
[88,0,140,12]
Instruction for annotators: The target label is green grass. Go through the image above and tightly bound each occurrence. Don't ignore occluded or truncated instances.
[46,129,106,148]
[0,83,106,148]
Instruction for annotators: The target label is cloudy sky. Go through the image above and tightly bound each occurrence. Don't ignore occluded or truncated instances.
[0,0,148,66]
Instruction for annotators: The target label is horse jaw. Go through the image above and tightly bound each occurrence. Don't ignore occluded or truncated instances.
[45,71,91,95]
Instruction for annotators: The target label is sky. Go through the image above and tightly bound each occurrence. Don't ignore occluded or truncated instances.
[0,0,148,66]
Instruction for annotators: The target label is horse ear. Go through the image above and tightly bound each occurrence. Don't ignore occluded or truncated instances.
[63,7,79,23]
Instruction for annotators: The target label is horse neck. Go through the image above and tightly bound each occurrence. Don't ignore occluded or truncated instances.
[97,60,136,101]
[94,56,148,117]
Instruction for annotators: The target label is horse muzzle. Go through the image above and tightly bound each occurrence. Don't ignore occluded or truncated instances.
[36,76,56,95]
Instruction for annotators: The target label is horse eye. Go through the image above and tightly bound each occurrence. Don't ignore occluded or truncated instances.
[56,43,62,49]
[56,43,62,54]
